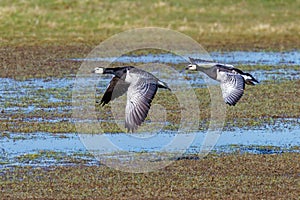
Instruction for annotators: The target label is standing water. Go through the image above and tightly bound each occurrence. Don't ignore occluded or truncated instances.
[0,51,299,167]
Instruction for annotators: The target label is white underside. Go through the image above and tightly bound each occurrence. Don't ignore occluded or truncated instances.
[241,74,252,81]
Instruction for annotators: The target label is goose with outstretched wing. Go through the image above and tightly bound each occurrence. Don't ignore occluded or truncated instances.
[93,66,171,132]
[186,57,259,106]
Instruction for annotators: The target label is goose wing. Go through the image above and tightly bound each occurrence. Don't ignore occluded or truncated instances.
[218,65,259,85]
[125,80,158,132]
[220,73,245,106]
[189,57,214,64]
[100,76,130,106]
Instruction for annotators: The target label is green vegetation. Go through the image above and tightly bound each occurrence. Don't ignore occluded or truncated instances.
[1,153,299,199]
[1,0,300,50]
[14,151,94,165]
[0,1,299,199]
[233,64,300,72]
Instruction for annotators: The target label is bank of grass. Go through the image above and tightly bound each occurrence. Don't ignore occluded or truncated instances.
[0,79,299,133]
[1,0,300,50]
[1,153,299,199]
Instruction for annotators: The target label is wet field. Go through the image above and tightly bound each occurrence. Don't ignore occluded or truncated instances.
[1,1,300,198]
[0,51,299,168]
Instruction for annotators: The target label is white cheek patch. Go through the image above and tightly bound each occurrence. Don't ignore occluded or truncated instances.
[189,64,197,70]
[94,67,104,74]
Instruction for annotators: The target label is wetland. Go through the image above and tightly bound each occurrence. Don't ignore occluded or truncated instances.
[1,0,300,198]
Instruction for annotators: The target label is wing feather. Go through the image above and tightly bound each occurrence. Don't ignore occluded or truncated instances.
[220,73,245,106]
[125,81,158,132]
[100,76,130,106]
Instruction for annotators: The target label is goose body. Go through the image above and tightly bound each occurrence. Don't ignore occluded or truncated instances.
[186,57,259,106]
[93,66,170,132]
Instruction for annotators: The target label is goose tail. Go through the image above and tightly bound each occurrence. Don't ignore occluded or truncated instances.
[158,80,171,91]
[242,73,259,85]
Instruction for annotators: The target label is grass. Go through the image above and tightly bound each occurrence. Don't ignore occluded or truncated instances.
[0,1,299,198]
[1,153,299,199]
[14,151,94,165]
[0,79,299,133]
[1,0,300,50]
[232,64,300,72]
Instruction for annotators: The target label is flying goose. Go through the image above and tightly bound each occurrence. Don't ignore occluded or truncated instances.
[93,66,171,132]
[186,57,259,106]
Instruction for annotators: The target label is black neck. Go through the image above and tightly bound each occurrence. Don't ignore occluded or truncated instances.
[103,68,117,75]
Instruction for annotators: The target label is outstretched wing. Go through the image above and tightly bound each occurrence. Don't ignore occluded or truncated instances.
[220,73,245,106]
[125,80,158,132]
[100,76,130,106]
[188,57,215,64]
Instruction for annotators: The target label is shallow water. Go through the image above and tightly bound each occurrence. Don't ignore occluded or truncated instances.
[0,65,298,112]
[210,51,300,66]
[0,51,299,168]
[0,78,73,114]
[71,51,300,65]
[1,120,299,167]
[0,133,95,167]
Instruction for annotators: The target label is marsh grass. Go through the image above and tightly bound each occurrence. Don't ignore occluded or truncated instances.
[1,1,299,198]
[14,150,94,165]
[1,0,300,50]
[233,64,300,72]
[1,153,299,199]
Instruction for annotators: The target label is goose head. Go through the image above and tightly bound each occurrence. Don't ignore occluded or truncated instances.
[93,67,104,74]
[93,66,134,79]
[186,63,198,71]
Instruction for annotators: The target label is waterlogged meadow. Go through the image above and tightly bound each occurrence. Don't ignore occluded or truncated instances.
[1,48,299,200]
[1,51,299,198]
[1,0,300,199]
[0,52,299,168]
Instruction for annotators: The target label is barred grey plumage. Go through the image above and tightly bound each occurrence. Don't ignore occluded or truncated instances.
[186,57,259,106]
[93,66,171,132]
